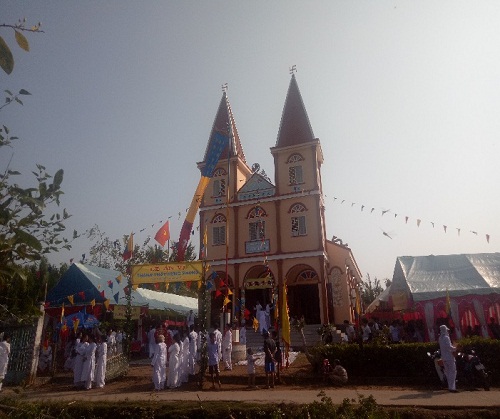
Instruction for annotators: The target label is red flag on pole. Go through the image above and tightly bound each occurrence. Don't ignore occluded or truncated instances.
[154,221,171,247]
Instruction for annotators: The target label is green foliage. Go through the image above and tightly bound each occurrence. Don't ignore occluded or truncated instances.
[0,22,71,316]
[360,273,386,307]
[309,338,500,385]
[0,18,42,75]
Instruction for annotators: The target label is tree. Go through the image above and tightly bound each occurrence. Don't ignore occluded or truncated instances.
[360,273,386,307]
[0,18,42,75]
[1,20,71,305]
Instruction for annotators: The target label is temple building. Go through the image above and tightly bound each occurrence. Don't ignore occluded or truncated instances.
[198,74,363,328]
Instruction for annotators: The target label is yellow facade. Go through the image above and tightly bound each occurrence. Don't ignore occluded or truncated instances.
[197,75,362,327]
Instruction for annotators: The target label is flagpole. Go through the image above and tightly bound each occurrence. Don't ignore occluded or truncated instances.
[224,85,232,325]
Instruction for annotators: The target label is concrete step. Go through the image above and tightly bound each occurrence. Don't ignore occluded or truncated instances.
[242,324,344,350]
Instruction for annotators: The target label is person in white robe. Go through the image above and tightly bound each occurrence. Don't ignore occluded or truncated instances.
[257,308,267,335]
[94,335,107,388]
[180,332,190,383]
[188,325,198,375]
[167,334,181,389]
[0,335,11,392]
[213,323,222,362]
[73,334,87,388]
[80,334,97,390]
[148,325,156,359]
[151,334,167,391]
[107,329,116,357]
[222,323,233,371]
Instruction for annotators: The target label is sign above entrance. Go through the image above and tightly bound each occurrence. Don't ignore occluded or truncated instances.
[131,261,203,285]
[244,277,274,289]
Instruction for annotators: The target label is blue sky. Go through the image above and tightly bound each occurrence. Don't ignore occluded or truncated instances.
[2,1,499,281]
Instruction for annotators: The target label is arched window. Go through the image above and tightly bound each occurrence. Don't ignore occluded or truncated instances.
[287,154,304,163]
[296,269,318,283]
[289,203,307,236]
[212,168,227,197]
[211,213,226,246]
[247,206,266,241]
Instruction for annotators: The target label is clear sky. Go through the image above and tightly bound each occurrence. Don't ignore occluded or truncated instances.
[2,1,499,282]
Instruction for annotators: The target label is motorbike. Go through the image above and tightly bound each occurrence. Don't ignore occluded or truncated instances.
[456,349,490,391]
[427,350,447,388]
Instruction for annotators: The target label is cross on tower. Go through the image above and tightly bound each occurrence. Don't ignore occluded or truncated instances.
[289,65,297,75]
[221,83,228,93]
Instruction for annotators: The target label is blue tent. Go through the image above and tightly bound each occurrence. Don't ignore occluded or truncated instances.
[59,310,100,329]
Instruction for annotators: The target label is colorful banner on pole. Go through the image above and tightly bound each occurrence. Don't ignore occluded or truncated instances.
[177,131,228,261]
[131,261,203,285]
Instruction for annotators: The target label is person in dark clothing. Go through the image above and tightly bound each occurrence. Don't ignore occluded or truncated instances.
[263,330,276,389]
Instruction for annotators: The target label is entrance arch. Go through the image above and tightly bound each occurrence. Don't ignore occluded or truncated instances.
[286,265,321,324]
[242,265,275,324]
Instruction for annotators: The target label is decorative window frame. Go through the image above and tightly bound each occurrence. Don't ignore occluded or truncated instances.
[289,203,307,237]
[211,213,226,246]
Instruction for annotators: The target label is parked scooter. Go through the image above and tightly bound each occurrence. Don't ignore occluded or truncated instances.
[456,349,490,391]
[427,350,447,388]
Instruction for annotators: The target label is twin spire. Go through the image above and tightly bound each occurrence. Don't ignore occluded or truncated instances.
[203,72,315,167]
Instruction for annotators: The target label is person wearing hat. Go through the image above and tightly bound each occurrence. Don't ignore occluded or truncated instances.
[438,324,458,392]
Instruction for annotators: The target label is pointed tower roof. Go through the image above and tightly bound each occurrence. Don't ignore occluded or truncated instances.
[203,91,246,163]
[275,74,315,148]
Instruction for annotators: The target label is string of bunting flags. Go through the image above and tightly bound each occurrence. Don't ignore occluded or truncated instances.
[330,196,491,243]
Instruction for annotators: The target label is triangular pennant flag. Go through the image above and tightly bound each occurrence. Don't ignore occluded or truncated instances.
[405,216,409,224]
[206,280,213,291]
[104,299,110,310]
[197,280,202,289]
[223,295,230,307]
[113,292,119,304]
[100,290,105,298]
[154,283,160,290]
[165,282,170,291]
[78,291,85,300]
[60,303,65,323]
[416,219,421,227]
[186,281,192,289]
[132,284,139,290]
[90,299,96,308]
[215,289,222,298]
[175,282,181,292]
[443,225,447,233]
[457,228,461,236]
[116,274,122,283]
[108,280,113,289]
[486,234,490,243]
[73,318,80,333]
[227,288,233,295]
[67,295,74,305]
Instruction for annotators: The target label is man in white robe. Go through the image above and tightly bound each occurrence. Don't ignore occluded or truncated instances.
[80,334,97,390]
[73,334,87,388]
[188,325,198,376]
[167,334,181,389]
[148,325,156,359]
[151,334,167,391]
[94,336,107,388]
[222,323,233,371]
